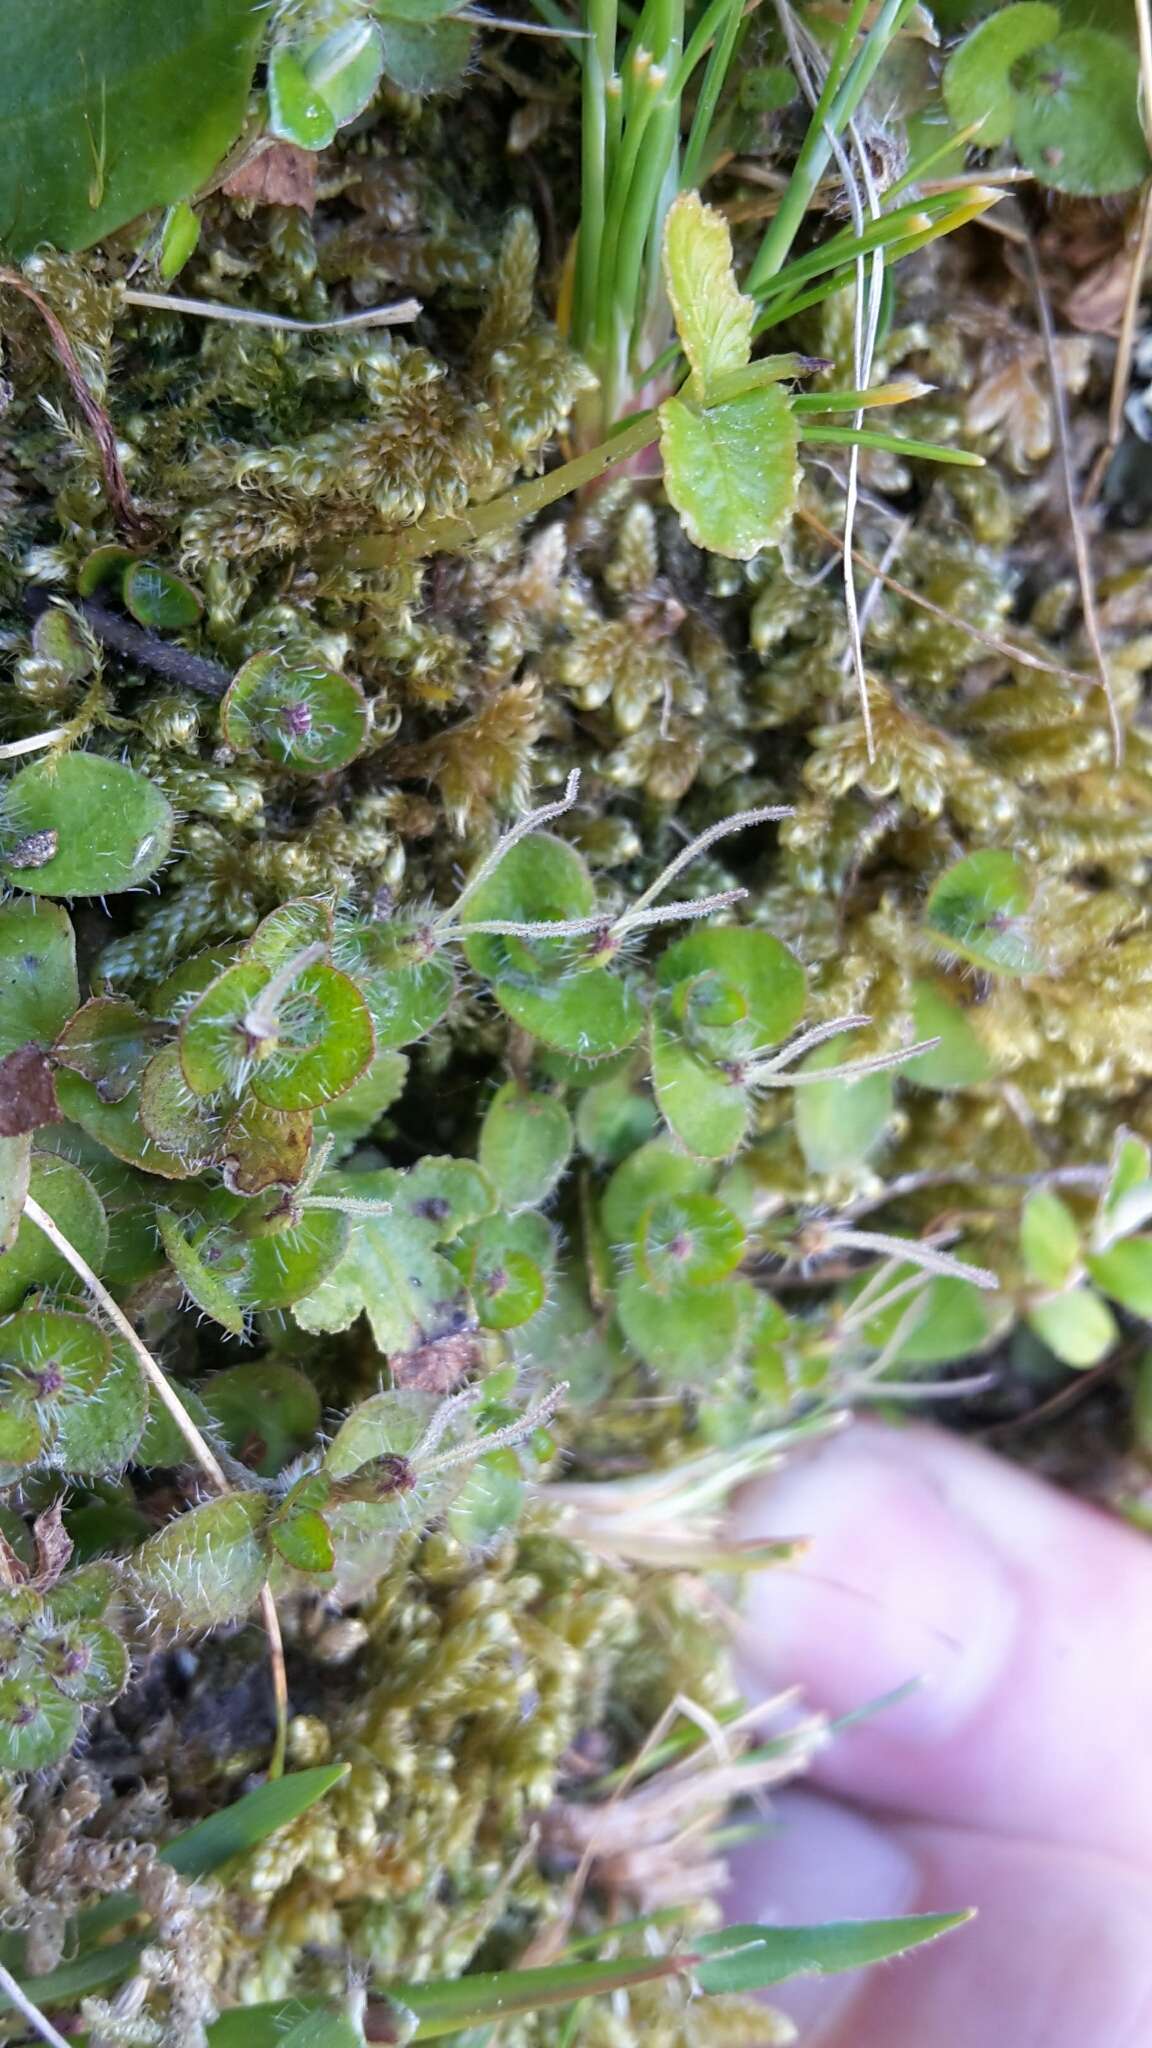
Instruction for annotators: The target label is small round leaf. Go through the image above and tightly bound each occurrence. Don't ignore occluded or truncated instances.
[222,653,368,776]
[0,755,174,898]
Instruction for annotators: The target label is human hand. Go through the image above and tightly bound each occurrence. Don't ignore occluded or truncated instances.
[727,1421,1152,2046]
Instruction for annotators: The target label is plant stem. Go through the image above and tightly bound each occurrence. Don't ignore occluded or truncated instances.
[21,1194,291,1778]
[22,1195,230,1493]
[800,426,983,465]
[745,0,915,294]
[342,411,659,565]
[0,1960,71,2048]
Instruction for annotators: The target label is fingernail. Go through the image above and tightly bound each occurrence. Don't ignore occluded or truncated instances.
[733,1427,1020,1745]
[725,1789,921,2037]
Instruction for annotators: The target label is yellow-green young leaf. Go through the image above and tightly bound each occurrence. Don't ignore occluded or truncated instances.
[662,191,753,394]
[659,385,800,560]
[1020,1189,1082,1290]
[1027,1285,1117,1368]
[1086,1238,1152,1317]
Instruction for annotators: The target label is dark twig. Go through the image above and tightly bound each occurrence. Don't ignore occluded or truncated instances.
[25,591,231,698]
[0,268,146,539]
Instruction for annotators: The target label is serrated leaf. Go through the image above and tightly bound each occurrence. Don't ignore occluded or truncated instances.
[0,0,264,256]
[659,384,799,560]
[943,2,1060,146]
[0,754,174,897]
[1028,1284,1117,1367]
[295,1157,493,1352]
[0,900,78,1054]
[662,191,754,394]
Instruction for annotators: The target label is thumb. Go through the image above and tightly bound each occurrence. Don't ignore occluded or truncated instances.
[729,1418,1152,1868]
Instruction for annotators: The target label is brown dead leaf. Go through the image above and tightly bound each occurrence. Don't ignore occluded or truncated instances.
[1063,253,1137,338]
[390,1330,482,1394]
[0,1042,62,1136]
[31,1502,72,1591]
[966,336,1091,468]
[224,143,317,215]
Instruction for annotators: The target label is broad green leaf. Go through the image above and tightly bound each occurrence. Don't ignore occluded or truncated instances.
[464,835,643,1059]
[296,1158,492,1352]
[0,754,174,897]
[923,850,1044,976]
[652,926,805,1157]
[478,1082,573,1209]
[795,1037,893,1174]
[636,1192,745,1289]
[247,964,375,1112]
[130,1048,225,1171]
[159,199,201,279]
[575,1065,659,1165]
[157,1208,246,1335]
[1028,1284,1117,1367]
[456,1211,553,1330]
[314,1047,408,1156]
[0,0,264,256]
[0,1155,108,1314]
[943,3,1060,145]
[662,191,753,393]
[905,981,993,1090]
[616,1265,747,1381]
[1086,1238,1152,1316]
[123,561,202,630]
[0,900,77,1054]
[298,20,386,126]
[49,1332,149,1475]
[1020,1189,1082,1290]
[333,920,456,1048]
[130,1492,270,1630]
[54,997,164,1104]
[659,385,799,560]
[0,1679,81,1772]
[222,654,369,776]
[375,14,474,94]
[649,1018,749,1160]
[1014,30,1151,194]
[601,1137,712,1247]
[857,1270,997,1368]
[694,1913,972,1993]
[0,1137,31,1253]
[268,43,338,150]
[201,1363,322,1476]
